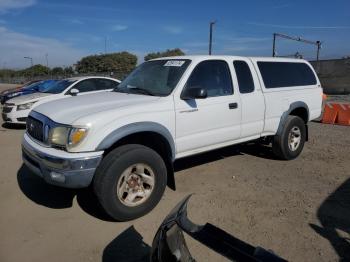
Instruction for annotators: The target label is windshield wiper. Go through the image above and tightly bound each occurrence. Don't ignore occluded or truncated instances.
[117,85,156,96]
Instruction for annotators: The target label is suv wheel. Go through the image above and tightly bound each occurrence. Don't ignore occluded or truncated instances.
[272,115,306,160]
[94,144,167,221]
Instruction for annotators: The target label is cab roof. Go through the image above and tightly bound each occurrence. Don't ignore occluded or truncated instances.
[151,55,307,63]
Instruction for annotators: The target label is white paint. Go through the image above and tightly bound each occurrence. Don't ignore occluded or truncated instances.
[4,76,120,124]
[23,55,322,157]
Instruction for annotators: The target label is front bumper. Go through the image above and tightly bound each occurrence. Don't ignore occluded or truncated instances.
[22,133,103,188]
[2,105,28,124]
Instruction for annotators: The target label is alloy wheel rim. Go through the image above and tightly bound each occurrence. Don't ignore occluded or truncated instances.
[288,126,301,151]
[116,163,155,207]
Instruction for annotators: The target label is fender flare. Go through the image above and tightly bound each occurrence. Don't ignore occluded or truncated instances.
[96,122,176,161]
[276,101,310,137]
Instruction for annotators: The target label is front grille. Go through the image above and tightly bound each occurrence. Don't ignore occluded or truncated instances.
[17,117,27,122]
[27,116,44,142]
[3,106,13,113]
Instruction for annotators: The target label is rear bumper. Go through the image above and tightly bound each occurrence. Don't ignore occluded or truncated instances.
[22,133,103,188]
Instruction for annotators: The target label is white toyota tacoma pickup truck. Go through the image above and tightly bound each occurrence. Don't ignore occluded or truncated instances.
[22,56,323,221]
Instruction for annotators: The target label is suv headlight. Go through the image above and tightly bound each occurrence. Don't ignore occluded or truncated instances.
[49,126,88,149]
[17,101,37,111]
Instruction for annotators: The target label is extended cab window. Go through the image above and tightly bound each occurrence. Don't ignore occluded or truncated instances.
[116,60,191,96]
[258,62,317,88]
[233,61,255,94]
[185,60,233,97]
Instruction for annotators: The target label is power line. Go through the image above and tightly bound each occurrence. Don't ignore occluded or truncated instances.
[24,56,33,67]
[272,33,322,60]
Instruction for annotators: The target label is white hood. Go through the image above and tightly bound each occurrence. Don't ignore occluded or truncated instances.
[7,92,53,105]
[33,91,160,124]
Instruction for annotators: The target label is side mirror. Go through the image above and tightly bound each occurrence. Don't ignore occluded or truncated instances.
[70,88,79,96]
[181,87,207,100]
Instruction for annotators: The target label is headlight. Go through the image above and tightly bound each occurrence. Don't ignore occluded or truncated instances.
[17,101,37,111]
[48,126,88,149]
[8,92,21,98]
[49,126,70,146]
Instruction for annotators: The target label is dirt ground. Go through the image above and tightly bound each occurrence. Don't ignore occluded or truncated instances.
[0,108,350,262]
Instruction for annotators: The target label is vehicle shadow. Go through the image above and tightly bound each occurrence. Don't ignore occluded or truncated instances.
[1,122,26,130]
[17,142,278,221]
[103,226,151,262]
[237,142,280,161]
[174,142,278,172]
[310,178,350,261]
[174,144,242,172]
[17,164,115,222]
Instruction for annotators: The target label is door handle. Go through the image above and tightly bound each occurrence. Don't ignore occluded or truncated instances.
[229,103,238,109]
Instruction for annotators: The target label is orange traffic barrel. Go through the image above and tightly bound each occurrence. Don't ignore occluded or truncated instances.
[337,104,350,126]
[322,103,338,124]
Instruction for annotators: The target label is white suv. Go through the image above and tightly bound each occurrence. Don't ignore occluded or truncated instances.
[21,56,323,221]
[2,76,120,124]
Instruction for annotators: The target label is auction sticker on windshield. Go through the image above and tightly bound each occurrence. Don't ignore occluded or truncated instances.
[164,60,185,67]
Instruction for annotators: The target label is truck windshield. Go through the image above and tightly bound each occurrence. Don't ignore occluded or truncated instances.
[115,59,191,96]
[39,79,76,94]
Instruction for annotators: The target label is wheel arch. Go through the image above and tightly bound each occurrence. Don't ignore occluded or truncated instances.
[96,122,176,190]
[277,101,310,139]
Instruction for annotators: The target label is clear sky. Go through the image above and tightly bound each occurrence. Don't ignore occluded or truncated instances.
[0,0,349,68]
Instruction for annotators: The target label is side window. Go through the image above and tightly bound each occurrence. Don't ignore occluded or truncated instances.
[73,79,97,93]
[257,62,317,88]
[185,60,233,97]
[94,79,119,91]
[233,61,255,94]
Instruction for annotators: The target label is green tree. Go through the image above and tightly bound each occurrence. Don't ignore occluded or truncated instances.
[75,52,137,77]
[51,67,64,76]
[0,69,17,79]
[144,48,185,61]
[21,64,50,77]
[64,66,74,75]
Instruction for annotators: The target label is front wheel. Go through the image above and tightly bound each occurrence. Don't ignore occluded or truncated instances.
[272,115,306,160]
[93,144,167,221]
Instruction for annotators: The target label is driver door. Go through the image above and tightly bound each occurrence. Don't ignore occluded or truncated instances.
[175,60,241,156]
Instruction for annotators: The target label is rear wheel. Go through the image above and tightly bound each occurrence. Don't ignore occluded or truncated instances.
[94,144,167,221]
[272,115,306,160]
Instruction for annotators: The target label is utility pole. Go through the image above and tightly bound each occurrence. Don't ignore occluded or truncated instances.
[24,56,33,67]
[45,53,49,68]
[316,41,321,61]
[209,21,216,55]
[272,33,277,57]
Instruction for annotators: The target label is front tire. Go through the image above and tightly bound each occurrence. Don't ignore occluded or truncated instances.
[94,144,167,221]
[272,115,306,160]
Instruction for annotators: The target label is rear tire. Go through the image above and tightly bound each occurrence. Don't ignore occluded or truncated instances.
[272,115,306,160]
[94,144,167,221]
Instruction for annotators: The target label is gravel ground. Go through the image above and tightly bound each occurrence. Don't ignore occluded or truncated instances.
[0,112,349,262]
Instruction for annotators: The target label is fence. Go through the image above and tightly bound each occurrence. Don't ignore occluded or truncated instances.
[311,58,350,95]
